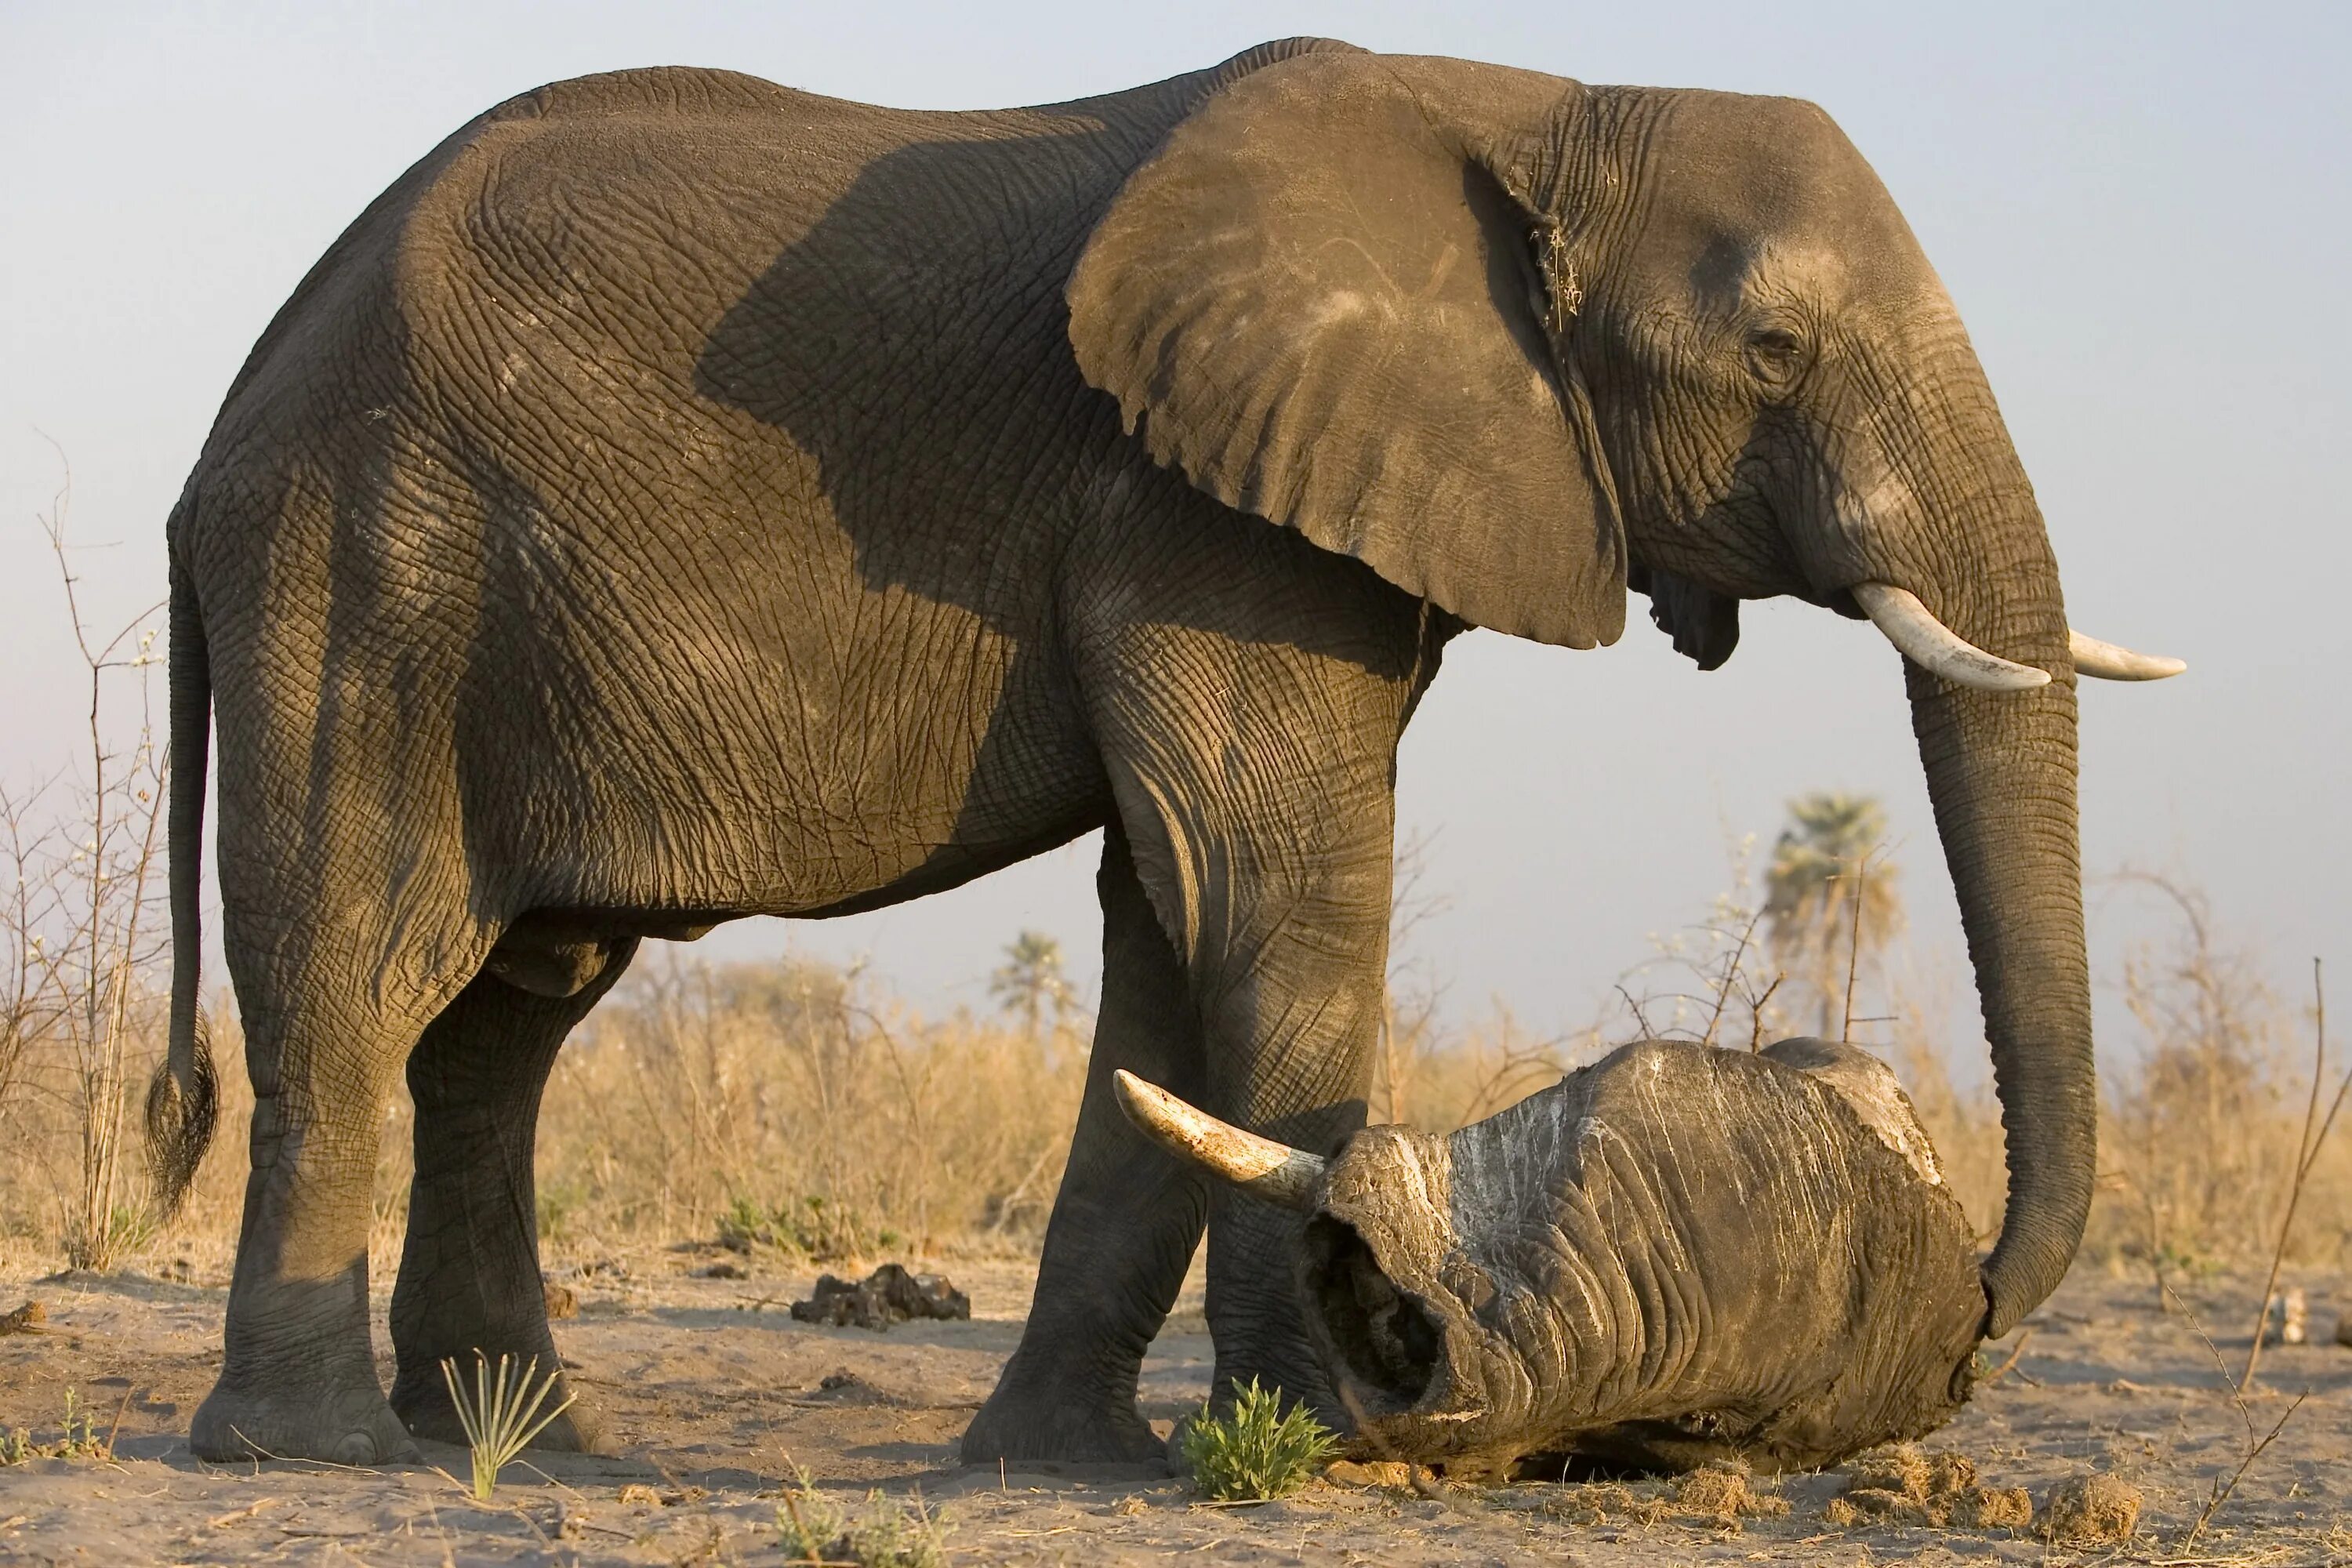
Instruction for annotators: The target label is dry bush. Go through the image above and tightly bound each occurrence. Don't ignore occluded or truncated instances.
[1372,830,1600,1133]
[0,718,2335,1308]
[1374,996,1590,1134]
[1817,869,2348,1280]
[1877,972,2009,1238]
[532,951,1084,1259]
[2091,875,2350,1277]
[0,465,177,1273]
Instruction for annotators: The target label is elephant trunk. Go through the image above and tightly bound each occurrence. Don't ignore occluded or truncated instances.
[1897,497,2092,1340]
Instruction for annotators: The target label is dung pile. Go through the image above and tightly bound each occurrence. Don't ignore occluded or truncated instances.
[1668,1461,1791,1525]
[1824,1445,2032,1529]
[789,1263,970,1329]
[2041,1474,2141,1545]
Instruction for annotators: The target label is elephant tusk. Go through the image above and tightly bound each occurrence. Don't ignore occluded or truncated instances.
[2069,629,2187,681]
[1111,1069,1327,1212]
[1852,583,2052,692]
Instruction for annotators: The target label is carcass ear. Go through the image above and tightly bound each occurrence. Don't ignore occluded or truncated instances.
[1762,1037,1947,1189]
[1069,53,1625,649]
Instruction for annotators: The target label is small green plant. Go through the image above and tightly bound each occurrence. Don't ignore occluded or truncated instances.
[535,1178,588,1246]
[775,1466,949,1567]
[438,1352,574,1501]
[775,1465,844,1559]
[1181,1378,1341,1501]
[0,1388,115,1465]
[717,1192,887,1261]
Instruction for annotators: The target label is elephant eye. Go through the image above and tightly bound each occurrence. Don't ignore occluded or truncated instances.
[1745,328,1806,385]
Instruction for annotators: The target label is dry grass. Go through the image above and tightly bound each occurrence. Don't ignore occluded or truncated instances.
[2,872,2345,1294]
[0,757,2341,1306]
[532,952,1084,1258]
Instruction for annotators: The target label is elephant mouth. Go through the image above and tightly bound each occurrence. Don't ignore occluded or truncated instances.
[1301,1214,1444,1417]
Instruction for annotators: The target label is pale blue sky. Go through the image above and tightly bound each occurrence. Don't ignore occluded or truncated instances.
[2,2,2343,1065]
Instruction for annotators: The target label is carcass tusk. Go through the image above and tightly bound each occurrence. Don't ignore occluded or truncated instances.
[1852,583,2052,692]
[2069,630,2187,681]
[1111,1070,1326,1212]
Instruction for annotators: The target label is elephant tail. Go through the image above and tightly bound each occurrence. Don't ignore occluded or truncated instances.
[144,542,218,1216]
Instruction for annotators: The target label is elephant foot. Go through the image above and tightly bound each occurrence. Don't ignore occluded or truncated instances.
[960,1387,1169,1467]
[391,1362,619,1456]
[192,1375,420,1465]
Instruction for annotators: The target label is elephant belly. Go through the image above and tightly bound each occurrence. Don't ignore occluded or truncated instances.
[457,579,1111,924]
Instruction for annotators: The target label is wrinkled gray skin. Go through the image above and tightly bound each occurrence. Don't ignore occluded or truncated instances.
[150,38,2097,1465]
[1296,1038,1984,1477]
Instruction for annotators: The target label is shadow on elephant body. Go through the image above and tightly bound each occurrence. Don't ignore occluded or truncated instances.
[686,84,1446,670]
[189,1265,419,1465]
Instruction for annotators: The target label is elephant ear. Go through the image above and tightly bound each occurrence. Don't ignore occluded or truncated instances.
[1068,54,1625,649]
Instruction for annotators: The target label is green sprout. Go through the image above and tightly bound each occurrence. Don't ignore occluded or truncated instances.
[0,1388,116,1465]
[437,1352,574,1501]
[776,1465,950,1567]
[1181,1377,1341,1502]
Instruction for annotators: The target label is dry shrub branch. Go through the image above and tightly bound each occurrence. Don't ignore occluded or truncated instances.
[2241,959,2346,1389]
[0,457,172,1272]
[2097,875,2351,1279]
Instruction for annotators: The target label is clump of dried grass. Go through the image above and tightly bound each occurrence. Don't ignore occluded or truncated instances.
[2040,1473,2142,1545]
[1669,1461,1789,1525]
[1523,1461,1786,1534]
[1826,1445,2031,1530]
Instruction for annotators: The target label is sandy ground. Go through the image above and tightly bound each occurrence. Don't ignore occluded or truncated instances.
[0,1249,2347,1566]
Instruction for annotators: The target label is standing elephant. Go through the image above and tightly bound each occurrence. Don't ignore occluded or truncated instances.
[147,38,2178,1466]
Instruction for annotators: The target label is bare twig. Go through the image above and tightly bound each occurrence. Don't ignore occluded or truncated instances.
[2243,960,2343,1392]
[1841,849,1871,1043]
[1748,974,1784,1053]
[1700,903,1765,1050]
[1614,984,1656,1040]
[2164,1283,2314,1555]
[1977,1328,2034,1386]
[2186,1390,2306,1555]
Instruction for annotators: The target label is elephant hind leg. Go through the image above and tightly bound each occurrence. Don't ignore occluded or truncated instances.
[191,899,492,1465]
[389,939,638,1454]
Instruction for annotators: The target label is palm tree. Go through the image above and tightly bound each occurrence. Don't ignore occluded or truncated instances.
[989,930,1073,1047]
[1762,793,1904,1037]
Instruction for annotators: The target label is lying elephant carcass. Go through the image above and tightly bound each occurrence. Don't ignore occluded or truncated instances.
[1116,1037,1986,1476]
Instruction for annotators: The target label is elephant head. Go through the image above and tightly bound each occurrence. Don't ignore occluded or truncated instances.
[1115,1040,1985,1475]
[1068,49,2181,1335]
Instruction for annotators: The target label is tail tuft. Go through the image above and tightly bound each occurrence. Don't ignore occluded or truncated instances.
[144,1011,218,1217]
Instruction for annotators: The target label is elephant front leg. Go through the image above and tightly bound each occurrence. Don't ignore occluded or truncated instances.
[1189,841,1391,1432]
[387,943,636,1455]
[1050,594,1409,1445]
[964,829,1212,1465]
